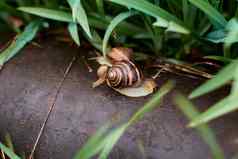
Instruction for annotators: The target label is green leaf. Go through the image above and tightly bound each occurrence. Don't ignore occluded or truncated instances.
[68,23,80,46]
[189,95,238,127]
[74,81,173,159]
[73,124,110,159]
[189,60,238,98]
[0,142,21,159]
[96,0,105,15]
[18,7,73,22]
[98,125,127,159]
[188,0,227,28]
[0,20,42,67]
[206,29,225,43]
[18,7,145,37]
[102,11,137,56]
[109,0,190,32]
[175,94,224,159]
[67,0,92,38]
[224,18,238,57]
[128,81,174,125]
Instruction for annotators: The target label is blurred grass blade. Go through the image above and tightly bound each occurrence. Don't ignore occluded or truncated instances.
[224,18,238,57]
[102,11,137,56]
[188,0,227,28]
[98,125,127,159]
[175,94,224,159]
[205,29,225,43]
[109,0,190,32]
[0,142,21,159]
[67,0,92,38]
[74,81,173,159]
[99,81,173,159]
[153,18,190,34]
[189,95,238,127]
[73,124,110,159]
[189,60,238,99]
[5,134,14,153]
[128,81,174,125]
[0,20,42,68]
[68,23,80,46]
[96,0,105,15]
[18,7,73,22]
[85,29,103,52]
[18,7,145,37]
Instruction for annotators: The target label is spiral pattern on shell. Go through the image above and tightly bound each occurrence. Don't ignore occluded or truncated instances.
[106,61,143,88]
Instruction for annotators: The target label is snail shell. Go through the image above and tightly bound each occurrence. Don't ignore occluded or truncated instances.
[106,60,143,88]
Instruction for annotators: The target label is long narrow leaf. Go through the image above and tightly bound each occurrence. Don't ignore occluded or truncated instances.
[67,0,92,38]
[0,20,42,67]
[73,124,110,159]
[102,11,137,56]
[175,94,224,159]
[18,7,145,37]
[189,60,238,98]
[109,0,190,31]
[68,23,80,46]
[189,95,238,127]
[0,142,21,159]
[188,0,227,28]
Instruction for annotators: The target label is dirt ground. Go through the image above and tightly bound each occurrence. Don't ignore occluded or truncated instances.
[0,38,238,159]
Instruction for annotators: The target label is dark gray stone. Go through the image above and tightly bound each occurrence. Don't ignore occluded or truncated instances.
[0,39,237,159]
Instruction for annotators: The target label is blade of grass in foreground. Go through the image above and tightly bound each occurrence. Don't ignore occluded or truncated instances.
[102,11,137,56]
[74,81,174,159]
[175,94,224,159]
[0,142,21,159]
[189,95,238,127]
[189,60,238,98]
[0,20,42,69]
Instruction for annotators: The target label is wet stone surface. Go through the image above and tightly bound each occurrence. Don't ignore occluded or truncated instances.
[0,39,238,159]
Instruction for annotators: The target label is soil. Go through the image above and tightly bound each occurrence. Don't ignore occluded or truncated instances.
[0,38,238,159]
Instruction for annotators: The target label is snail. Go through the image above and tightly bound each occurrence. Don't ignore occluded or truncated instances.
[93,47,157,97]
[94,47,143,88]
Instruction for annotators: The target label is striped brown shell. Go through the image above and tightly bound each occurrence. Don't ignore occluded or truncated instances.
[106,60,143,88]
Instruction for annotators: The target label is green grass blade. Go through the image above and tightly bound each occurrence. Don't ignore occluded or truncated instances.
[189,95,238,127]
[102,11,137,56]
[224,18,238,57]
[68,23,80,46]
[189,60,238,98]
[0,20,42,67]
[67,0,92,38]
[96,0,105,15]
[128,81,174,125]
[85,29,103,52]
[73,124,110,159]
[98,125,127,159]
[18,7,145,37]
[5,134,14,153]
[18,7,73,22]
[0,142,21,159]
[188,0,227,28]
[109,0,190,32]
[74,81,173,159]
[175,94,224,159]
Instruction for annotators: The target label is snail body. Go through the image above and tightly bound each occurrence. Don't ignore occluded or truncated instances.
[94,47,157,97]
[94,47,143,89]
